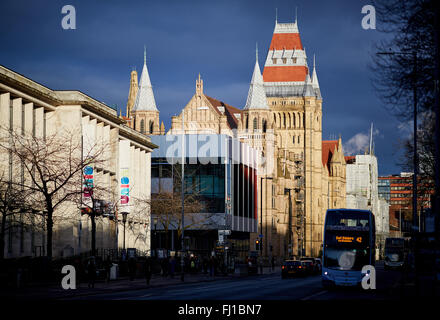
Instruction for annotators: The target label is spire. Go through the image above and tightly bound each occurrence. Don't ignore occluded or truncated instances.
[303,72,314,97]
[196,73,203,96]
[132,49,158,112]
[256,42,258,62]
[295,7,298,24]
[275,8,278,25]
[311,54,320,89]
[244,52,269,110]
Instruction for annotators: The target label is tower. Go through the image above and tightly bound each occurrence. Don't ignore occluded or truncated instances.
[130,47,161,135]
[126,69,138,117]
[262,17,323,257]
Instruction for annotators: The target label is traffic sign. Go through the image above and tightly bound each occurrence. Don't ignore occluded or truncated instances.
[259,234,263,238]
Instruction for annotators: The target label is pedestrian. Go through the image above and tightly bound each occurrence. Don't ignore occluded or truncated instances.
[203,257,208,274]
[87,257,96,288]
[105,256,112,283]
[170,256,176,278]
[128,257,136,281]
[144,257,152,285]
[209,256,214,277]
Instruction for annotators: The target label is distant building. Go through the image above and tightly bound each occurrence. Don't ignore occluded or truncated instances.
[345,154,389,256]
[378,173,433,237]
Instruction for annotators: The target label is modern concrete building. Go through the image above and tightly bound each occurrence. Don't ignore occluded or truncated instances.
[345,154,390,256]
[0,65,157,259]
[150,134,258,261]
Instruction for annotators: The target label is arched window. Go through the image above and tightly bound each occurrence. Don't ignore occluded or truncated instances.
[303,113,305,127]
[245,116,249,130]
[288,113,291,128]
[273,114,277,125]
[140,119,145,134]
[253,117,258,130]
[283,113,286,128]
[293,113,296,127]
[149,121,154,134]
[262,119,267,133]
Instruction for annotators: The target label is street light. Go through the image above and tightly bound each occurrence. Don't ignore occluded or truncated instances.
[377,50,419,233]
[122,212,129,250]
[180,111,185,282]
[153,216,158,256]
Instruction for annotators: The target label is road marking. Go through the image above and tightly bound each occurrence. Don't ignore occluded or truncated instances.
[301,290,328,300]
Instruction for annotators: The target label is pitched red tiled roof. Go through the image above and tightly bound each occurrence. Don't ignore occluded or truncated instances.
[322,140,338,171]
[205,95,242,129]
[269,33,303,51]
[263,66,309,82]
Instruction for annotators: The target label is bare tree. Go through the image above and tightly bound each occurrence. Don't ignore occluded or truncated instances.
[0,126,107,260]
[371,0,436,120]
[0,173,35,260]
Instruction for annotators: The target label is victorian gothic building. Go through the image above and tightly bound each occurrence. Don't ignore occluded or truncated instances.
[123,18,346,258]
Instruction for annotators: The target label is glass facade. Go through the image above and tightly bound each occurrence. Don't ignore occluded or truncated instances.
[378,178,390,201]
[152,158,225,213]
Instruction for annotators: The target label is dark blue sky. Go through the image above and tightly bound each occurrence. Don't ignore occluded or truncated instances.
[0,0,406,175]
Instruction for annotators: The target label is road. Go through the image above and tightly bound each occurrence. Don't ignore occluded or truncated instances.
[67,262,403,300]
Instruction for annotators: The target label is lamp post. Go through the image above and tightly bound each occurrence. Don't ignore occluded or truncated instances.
[153,216,158,257]
[377,50,419,234]
[260,176,273,256]
[122,212,128,250]
[181,111,185,282]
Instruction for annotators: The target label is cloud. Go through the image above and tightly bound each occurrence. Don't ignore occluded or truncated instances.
[344,128,380,155]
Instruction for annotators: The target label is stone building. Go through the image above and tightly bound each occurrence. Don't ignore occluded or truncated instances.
[122,49,164,135]
[124,18,347,259]
[0,65,157,259]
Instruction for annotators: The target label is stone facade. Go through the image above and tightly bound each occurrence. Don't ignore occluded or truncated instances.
[124,20,347,260]
[0,65,157,259]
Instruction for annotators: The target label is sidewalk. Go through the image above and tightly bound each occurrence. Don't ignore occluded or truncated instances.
[1,272,235,300]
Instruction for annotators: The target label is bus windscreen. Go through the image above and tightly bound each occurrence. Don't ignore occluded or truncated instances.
[325,210,370,230]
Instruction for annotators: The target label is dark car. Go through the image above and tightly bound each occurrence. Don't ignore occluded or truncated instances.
[281,260,305,279]
[300,257,321,275]
[313,258,322,273]
[300,259,315,275]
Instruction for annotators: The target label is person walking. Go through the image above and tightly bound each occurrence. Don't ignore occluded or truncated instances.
[144,257,152,286]
[105,256,112,283]
[87,257,97,288]
[209,256,214,277]
[170,256,176,278]
[128,257,136,281]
